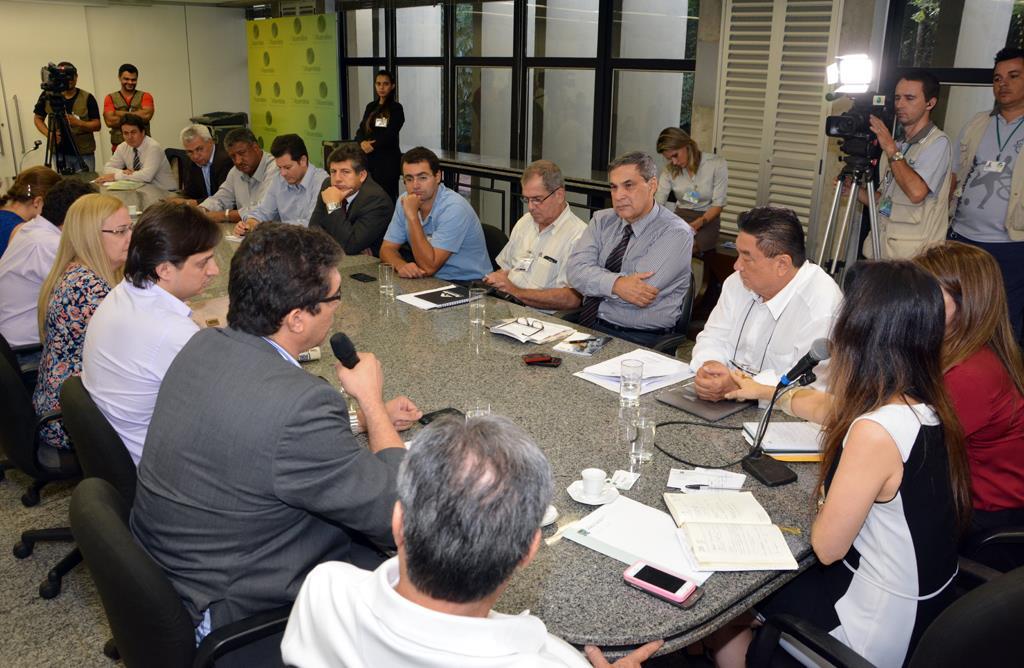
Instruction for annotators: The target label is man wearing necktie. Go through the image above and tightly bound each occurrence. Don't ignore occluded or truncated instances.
[97,113,177,191]
[566,151,694,347]
[178,124,233,203]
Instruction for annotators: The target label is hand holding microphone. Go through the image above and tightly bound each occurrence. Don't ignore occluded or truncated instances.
[330,332,383,405]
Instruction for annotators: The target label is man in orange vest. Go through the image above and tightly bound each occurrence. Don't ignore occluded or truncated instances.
[102,64,155,153]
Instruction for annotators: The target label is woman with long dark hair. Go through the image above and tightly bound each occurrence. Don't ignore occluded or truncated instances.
[354,69,405,203]
[713,261,971,667]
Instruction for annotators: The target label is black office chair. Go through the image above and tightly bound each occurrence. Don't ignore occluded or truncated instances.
[961,525,1024,573]
[481,223,509,271]
[747,561,1024,667]
[0,333,41,398]
[70,478,292,668]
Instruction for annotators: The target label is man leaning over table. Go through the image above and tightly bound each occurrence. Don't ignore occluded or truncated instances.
[565,151,693,348]
[197,127,276,225]
[234,133,328,235]
[130,224,421,661]
[378,146,492,282]
[82,202,221,465]
[484,159,587,311]
[178,124,232,203]
[689,207,842,402]
[96,113,177,191]
[281,414,663,668]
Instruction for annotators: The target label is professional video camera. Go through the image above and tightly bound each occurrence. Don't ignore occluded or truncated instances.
[40,62,76,96]
[38,62,86,175]
[824,92,892,162]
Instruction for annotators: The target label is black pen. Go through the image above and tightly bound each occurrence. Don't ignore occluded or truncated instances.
[543,255,558,263]
[684,484,742,491]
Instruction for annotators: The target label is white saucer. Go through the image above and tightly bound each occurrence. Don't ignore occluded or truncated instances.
[541,505,559,526]
[567,480,620,505]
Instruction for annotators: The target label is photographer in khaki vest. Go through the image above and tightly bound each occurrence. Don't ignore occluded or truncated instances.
[31,62,101,172]
[102,63,155,153]
[858,70,952,259]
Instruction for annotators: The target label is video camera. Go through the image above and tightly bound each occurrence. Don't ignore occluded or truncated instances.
[40,62,76,96]
[824,92,893,163]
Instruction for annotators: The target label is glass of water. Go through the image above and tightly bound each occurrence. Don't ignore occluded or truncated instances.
[469,288,487,326]
[378,263,395,297]
[619,359,643,407]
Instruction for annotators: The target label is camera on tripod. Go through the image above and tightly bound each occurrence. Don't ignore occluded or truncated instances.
[825,92,893,161]
[40,63,76,96]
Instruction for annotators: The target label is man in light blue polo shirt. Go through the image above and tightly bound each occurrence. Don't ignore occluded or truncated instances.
[235,133,328,235]
[379,147,491,282]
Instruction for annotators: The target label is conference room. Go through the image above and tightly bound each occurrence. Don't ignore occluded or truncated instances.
[1,0,1022,666]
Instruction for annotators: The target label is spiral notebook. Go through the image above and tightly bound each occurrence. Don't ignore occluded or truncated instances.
[397,284,480,310]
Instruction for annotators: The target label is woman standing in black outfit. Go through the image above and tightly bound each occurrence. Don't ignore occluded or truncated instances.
[354,69,405,203]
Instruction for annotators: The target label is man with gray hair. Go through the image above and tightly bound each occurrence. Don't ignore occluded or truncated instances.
[197,127,276,224]
[484,160,587,310]
[281,415,663,667]
[179,124,233,203]
[566,152,693,346]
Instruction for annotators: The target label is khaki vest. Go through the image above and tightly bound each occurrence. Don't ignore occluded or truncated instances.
[108,90,148,146]
[44,89,96,155]
[955,110,1024,241]
[865,124,951,259]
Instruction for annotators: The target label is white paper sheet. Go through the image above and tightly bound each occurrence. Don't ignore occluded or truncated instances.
[667,467,746,492]
[742,421,823,453]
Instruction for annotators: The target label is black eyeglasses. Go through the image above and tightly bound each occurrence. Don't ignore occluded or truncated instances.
[318,291,342,305]
[519,187,561,207]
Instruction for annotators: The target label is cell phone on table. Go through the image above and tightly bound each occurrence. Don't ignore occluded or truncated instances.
[623,561,701,608]
[418,407,465,425]
[350,272,377,283]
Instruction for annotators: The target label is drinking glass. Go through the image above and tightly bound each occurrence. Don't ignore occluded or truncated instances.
[469,288,487,326]
[378,263,395,297]
[619,359,643,407]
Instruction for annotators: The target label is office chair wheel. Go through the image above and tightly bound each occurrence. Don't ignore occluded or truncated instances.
[39,578,61,599]
[13,541,33,559]
[21,486,41,507]
[103,638,119,660]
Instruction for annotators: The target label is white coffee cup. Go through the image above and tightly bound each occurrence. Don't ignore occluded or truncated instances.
[581,468,607,498]
[127,204,139,217]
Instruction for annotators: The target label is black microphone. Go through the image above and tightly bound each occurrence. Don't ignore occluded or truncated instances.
[329,332,360,369]
[778,338,830,387]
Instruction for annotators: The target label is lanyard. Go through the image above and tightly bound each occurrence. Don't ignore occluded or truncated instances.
[996,116,1024,154]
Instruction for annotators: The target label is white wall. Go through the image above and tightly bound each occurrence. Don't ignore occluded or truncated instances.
[0,0,248,179]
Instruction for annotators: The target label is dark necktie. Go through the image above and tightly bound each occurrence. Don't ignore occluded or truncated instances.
[578,224,634,327]
[341,197,348,216]
[132,147,141,171]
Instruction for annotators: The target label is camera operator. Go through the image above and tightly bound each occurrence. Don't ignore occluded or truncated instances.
[32,62,101,172]
[857,70,952,259]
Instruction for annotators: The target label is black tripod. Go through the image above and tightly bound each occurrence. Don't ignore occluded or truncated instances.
[43,95,87,175]
[816,154,882,284]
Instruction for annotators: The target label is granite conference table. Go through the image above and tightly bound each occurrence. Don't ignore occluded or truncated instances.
[192,235,819,658]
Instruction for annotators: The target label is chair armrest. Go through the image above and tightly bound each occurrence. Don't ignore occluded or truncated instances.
[748,614,875,668]
[193,604,293,668]
[12,342,42,355]
[964,526,1024,554]
[35,409,62,431]
[553,307,581,324]
[956,555,1004,592]
[652,333,688,354]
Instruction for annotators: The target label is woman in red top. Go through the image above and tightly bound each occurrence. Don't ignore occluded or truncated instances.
[914,242,1024,540]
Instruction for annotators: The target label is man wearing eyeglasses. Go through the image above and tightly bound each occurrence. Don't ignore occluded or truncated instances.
[379,146,491,281]
[484,160,587,310]
[131,224,421,655]
[689,207,842,402]
[82,202,222,465]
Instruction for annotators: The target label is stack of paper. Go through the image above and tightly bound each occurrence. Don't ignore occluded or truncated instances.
[573,349,694,395]
[489,318,575,344]
[742,421,823,462]
[667,467,746,492]
[663,492,798,571]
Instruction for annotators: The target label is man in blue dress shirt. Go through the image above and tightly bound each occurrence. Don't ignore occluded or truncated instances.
[235,133,328,235]
[379,147,491,282]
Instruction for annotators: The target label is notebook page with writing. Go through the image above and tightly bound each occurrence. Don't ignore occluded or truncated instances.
[662,491,772,527]
[680,523,798,571]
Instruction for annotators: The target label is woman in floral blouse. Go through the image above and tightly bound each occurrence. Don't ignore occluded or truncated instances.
[32,193,130,465]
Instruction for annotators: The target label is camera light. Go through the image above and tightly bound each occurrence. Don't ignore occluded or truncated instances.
[826,54,874,94]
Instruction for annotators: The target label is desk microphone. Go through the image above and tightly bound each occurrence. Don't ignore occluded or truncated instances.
[330,332,360,369]
[778,338,830,387]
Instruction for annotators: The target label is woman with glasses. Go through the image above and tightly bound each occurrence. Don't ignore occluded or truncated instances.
[712,261,970,667]
[654,127,728,254]
[1,166,60,256]
[355,69,405,203]
[913,242,1024,562]
[32,194,130,463]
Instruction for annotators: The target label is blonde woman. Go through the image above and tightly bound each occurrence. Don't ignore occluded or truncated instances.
[655,127,728,254]
[0,166,60,255]
[32,194,130,463]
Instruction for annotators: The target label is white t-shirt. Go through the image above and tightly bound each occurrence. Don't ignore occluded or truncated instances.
[0,215,61,346]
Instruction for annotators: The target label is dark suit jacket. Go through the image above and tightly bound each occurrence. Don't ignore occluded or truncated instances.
[130,327,405,639]
[308,174,394,256]
[181,145,233,201]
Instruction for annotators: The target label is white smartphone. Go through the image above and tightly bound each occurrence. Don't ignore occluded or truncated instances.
[623,561,701,608]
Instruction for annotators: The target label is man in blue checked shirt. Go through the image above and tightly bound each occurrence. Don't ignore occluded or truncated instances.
[379,147,491,282]
[235,133,328,235]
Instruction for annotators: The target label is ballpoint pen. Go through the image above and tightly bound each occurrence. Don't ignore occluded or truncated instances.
[684,484,743,491]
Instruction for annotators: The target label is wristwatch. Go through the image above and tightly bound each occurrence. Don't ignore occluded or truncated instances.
[224,209,230,222]
[890,150,906,163]
[326,201,341,214]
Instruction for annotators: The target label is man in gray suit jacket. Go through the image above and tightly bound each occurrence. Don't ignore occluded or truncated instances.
[309,143,393,256]
[130,223,422,655]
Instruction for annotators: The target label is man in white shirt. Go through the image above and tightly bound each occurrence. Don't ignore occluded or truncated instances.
[82,201,222,464]
[484,160,587,310]
[281,415,662,668]
[198,127,276,225]
[0,178,96,348]
[690,207,842,401]
[96,113,177,191]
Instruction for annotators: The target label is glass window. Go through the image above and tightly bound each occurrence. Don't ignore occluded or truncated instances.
[347,66,378,138]
[897,0,1020,68]
[456,66,512,157]
[455,1,514,57]
[609,70,695,160]
[344,8,385,58]
[526,68,595,177]
[931,83,998,146]
[398,66,443,150]
[612,0,699,60]
[396,5,444,57]
[526,0,599,58]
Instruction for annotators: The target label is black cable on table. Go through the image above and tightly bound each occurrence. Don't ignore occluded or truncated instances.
[653,420,748,469]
